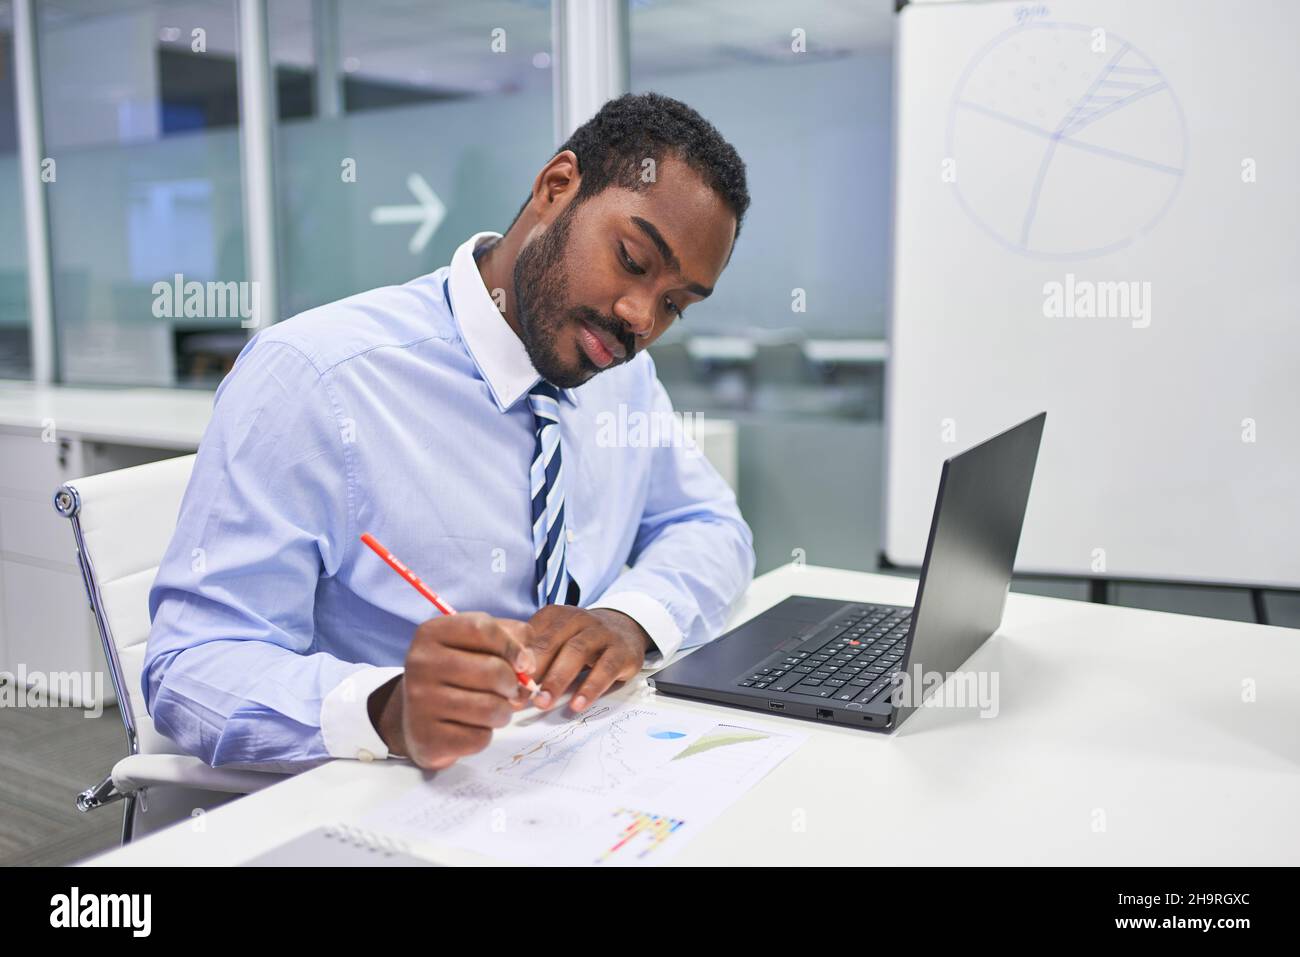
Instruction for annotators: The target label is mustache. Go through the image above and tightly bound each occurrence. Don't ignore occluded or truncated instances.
[570,306,635,362]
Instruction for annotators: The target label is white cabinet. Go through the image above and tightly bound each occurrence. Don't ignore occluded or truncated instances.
[0,428,100,705]
[0,383,214,708]
[0,427,185,707]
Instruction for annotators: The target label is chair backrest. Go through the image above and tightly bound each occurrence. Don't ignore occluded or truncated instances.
[55,454,196,757]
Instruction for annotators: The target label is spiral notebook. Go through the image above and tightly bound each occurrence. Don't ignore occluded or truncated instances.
[240,823,441,867]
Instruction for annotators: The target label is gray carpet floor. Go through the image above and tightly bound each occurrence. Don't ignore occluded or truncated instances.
[0,700,127,866]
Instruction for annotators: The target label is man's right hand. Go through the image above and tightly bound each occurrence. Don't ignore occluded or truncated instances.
[368,612,536,770]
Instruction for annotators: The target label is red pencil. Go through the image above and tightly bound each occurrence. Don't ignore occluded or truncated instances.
[359,532,538,695]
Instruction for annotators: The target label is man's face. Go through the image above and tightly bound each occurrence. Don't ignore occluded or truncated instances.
[511,155,735,389]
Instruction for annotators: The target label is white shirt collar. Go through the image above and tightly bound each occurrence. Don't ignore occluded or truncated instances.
[448,230,578,413]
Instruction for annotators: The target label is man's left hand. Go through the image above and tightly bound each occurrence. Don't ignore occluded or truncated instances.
[524,606,653,712]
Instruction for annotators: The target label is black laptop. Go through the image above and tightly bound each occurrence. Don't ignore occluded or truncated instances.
[649,412,1046,733]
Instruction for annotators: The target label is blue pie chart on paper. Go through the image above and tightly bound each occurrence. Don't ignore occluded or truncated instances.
[648,727,688,740]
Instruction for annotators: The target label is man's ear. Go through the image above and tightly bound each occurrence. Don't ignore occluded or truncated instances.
[529,150,581,217]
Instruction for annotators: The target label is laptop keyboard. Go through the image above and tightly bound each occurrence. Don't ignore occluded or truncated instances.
[737,603,912,705]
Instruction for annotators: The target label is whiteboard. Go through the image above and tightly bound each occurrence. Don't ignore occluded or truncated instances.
[886,0,1300,588]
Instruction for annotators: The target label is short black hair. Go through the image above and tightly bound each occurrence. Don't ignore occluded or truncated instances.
[507,92,750,247]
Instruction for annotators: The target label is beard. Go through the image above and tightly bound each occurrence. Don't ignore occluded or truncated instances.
[511,200,635,389]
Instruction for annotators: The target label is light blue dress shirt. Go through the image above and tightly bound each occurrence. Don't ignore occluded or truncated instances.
[144,231,755,770]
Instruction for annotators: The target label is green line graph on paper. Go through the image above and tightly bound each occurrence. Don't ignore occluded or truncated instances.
[671,726,771,761]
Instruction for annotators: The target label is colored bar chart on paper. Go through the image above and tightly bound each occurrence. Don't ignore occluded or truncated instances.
[596,808,687,863]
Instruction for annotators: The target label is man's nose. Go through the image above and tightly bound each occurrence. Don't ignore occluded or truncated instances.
[615,296,656,339]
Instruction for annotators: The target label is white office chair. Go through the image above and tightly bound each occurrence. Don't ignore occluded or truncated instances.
[54,454,290,842]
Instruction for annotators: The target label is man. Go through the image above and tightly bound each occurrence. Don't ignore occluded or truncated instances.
[144,92,754,772]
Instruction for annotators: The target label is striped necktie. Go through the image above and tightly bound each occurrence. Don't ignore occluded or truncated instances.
[528,380,578,608]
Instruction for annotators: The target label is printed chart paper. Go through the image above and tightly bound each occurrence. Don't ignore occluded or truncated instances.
[360,700,805,866]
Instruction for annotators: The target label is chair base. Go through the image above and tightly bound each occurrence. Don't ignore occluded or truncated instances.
[76,774,126,813]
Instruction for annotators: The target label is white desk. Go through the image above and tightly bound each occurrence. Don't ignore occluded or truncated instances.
[84,563,1300,866]
[0,382,216,450]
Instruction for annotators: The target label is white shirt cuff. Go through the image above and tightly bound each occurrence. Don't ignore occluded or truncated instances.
[587,591,683,666]
[320,665,405,761]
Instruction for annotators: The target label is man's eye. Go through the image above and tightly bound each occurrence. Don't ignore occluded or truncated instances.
[665,297,681,318]
[619,243,645,275]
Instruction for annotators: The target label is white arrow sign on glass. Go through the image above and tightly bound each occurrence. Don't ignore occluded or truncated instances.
[370,173,447,254]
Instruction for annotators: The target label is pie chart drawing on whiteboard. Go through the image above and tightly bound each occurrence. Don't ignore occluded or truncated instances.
[946,21,1187,260]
